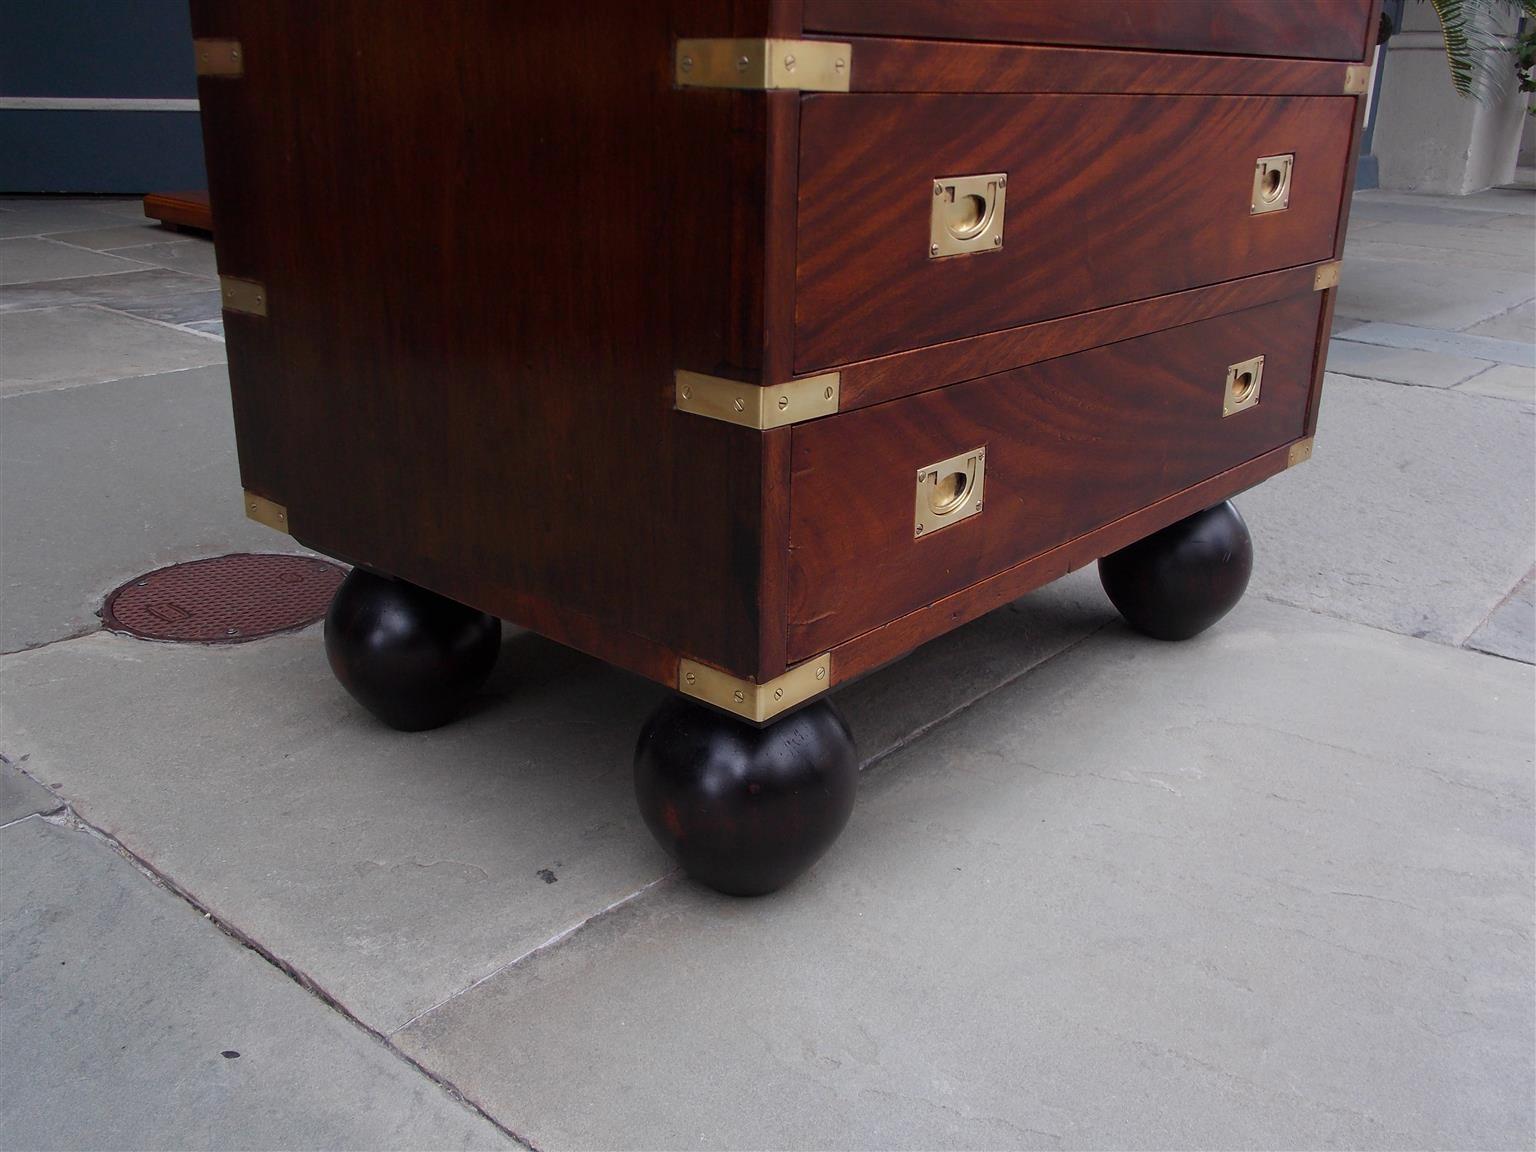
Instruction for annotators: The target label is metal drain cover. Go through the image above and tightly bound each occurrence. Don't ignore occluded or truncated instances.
[103,553,345,643]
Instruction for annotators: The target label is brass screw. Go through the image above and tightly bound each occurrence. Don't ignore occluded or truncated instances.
[680,55,693,72]
[784,54,796,71]
[934,184,943,197]
[733,397,745,412]
[997,174,1006,187]
[816,666,827,680]
[930,243,940,256]
[229,46,241,60]
[774,687,785,700]
[733,689,745,703]
[992,236,1002,246]
[974,501,983,511]
[823,386,834,400]
[916,523,925,534]
[777,395,789,410]
[680,383,692,399]
[834,58,846,71]
[684,671,697,685]
[735,54,750,71]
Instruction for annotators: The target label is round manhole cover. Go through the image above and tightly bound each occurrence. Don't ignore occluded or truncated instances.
[103,553,346,643]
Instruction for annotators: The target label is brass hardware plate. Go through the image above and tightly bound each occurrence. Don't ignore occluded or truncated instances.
[675,38,851,92]
[194,38,244,77]
[675,370,839,430]
[1223,356,1265,417]
[930,173,1007,258]
[1250,153,1294,215]
[219,275,268,317]
[1313,260,1342,291]
[243,491,289,533]
[914,447,986,538]
[1343,63,1371,94]
[678,654,833,724]
[1287,438,1315,468]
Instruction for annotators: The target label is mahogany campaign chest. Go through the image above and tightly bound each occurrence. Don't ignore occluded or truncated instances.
[191,0,1380,895]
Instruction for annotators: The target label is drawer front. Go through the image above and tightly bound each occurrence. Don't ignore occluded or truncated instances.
[795,94,1353,372]
[803,0,1375,61]
[787,293,1322,660]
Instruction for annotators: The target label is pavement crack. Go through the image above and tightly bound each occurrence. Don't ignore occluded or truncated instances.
[35,801,541,1151]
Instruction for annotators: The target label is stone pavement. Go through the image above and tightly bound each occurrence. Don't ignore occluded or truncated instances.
[0,190,1531,1150]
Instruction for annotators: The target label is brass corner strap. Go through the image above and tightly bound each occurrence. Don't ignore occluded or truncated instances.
[243,491,289,533]
[1313,261,1342,291]
[675,38,851,92]
[194,38,244,78]
[220,275,268,316]
[1343,63,1371,95]
[679,654,833,723]
[675,370,840,430]
[1287,438,1314,469]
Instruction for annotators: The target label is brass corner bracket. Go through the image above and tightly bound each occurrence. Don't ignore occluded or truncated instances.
[194,38,244,78]
[1313,261,1342,291]
[678,654,833,723]
[1287,438,1315,468]
[220,275,268,317]
[675,38,851,91]
[675,370,839,430]
[1343,63,1371,95]
[244,490,289,533]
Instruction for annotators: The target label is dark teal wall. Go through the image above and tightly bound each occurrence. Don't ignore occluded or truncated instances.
[0,0,206,192]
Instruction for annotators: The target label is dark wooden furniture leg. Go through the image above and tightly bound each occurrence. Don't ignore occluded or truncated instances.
[1098,501,1254,641]
[323,569,501,732]
[634,698,859,896]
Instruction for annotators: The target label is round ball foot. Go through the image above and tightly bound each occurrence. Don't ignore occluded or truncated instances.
[1098,500,1253,641]
[324,569,501,731]
[634,698,859,896]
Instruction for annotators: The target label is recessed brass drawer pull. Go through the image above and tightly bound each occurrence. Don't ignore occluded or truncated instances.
[930,173,1007,258]
[1251,154,1294,214]
[914,447,986,537]
[1223,356,1265,416]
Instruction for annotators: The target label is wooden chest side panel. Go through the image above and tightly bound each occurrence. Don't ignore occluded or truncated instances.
[795,93,1354,371]
[190,0,779,677]
[803,0,1376,62]
[787,293,1323,660]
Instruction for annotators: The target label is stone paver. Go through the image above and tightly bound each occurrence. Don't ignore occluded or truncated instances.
[1465,299,1535,342]
[1466,571,1536,663]
[1242,373,1534,646]
[0,305,225,396]
[0,817,511,1151]
[396,599,1535,1152]
[0,364,275,652]
[0,760,60,824]
[0,573,1104,1034]
[1324,339,1490,388]
[1335,256,1534,329]
[1457,362,1536,403]
[0,267,217,314]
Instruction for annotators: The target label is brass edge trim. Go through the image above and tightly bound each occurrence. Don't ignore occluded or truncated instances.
[678,654,833,723]
[675,38,851,91]
[1287,438,1315,468]
[675,370,840,430]
[219,275,267,317]
[194,38,244,78]
[1343,63,1371,94]
[1313,260,1342,291]
[243,491,289,533]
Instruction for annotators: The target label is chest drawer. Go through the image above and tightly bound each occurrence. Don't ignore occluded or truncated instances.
[803,0,1375,61]
[786,292,1323,660]
[795,94,1353,372]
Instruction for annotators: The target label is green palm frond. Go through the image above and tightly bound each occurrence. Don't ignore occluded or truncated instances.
[1427,0,1536,97]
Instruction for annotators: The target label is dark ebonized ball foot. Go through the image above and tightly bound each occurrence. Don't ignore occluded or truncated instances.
[634,698,859,896]
[1098,500,1253,641]
[324,568,501,731]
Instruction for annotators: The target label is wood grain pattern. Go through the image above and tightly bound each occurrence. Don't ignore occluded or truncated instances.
[830,262,1329,411]
[804,0,1376,62]
[826,442,1296,686]
[788,293,1323,660]
[795,93,1355,370]
[840,38,1358,95]
[142,190,213,233]
[191,0,791,683]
